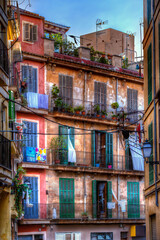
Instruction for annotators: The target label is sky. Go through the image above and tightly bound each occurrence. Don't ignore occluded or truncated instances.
[20,0,143,57]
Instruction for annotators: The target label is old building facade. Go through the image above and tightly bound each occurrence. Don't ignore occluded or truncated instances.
[11,7,146,240]
[143,0,160,239]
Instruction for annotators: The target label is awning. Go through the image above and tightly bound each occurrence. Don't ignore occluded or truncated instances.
[129,135,144,171]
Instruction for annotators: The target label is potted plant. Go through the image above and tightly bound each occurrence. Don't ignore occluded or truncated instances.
[108,163,112,169]
[52,84,59,98]
[50,136,67,164]
[81,106,85,115]
[111,102,119,109]
[81,211,88,220]
[94,104,100,117]
[21,94,28,106]
[74,105,83,114]
[66,105,74,114]
[112,114,118,120]
[54,97,63,111]
[101,110,107,118]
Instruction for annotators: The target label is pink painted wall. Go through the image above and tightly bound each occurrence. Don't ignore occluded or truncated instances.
[19,14,44,55]
[17,112,45,148]
[17,60,45,94]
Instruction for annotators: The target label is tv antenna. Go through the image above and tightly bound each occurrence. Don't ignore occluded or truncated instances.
[96,19,108,51]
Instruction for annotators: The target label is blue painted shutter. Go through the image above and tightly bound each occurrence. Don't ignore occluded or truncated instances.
[59,178,74,218]
[24,177,38,219]
[107,181,112,218]
[127,182,140,218]
[23,121,37,162]
[59,125,68,164]
[22,65,29,82]
[91,131,96,166]
[106,133,113,167]
[32,68,38,93]
[92,180,97,218]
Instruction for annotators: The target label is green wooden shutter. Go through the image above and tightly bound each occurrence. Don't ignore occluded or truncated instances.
[148,44,152,105]
[106,133,113,167]
[59,125,68,164]
[107,181,112,218]
[92,180,97,218]
[147,0,151,27]
[91,131,96,166]
[8,90,15,120]
[59,178,74,218]
[148,122,154,185]
[127,182,140,219]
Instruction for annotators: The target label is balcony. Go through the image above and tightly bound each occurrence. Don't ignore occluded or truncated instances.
[0,39,9,85]
[0,134,11,179]
[47,150,144,175]
[50,97,140,124]
[22,203,145,224]
[9,66,20,95]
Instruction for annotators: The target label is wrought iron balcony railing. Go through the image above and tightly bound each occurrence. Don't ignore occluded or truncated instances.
[47,149,144,172]
[22,148,143,172]
[0,39,9,75]
[23,203,145,220]
[0,134,11,170]
[51,97,140,123]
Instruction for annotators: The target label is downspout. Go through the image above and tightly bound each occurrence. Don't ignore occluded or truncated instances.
[84,72,87,212]
[152,0,158,206]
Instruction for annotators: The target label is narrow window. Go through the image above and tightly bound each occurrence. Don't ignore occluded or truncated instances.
[147,44,152,105]
[59,74,73,105]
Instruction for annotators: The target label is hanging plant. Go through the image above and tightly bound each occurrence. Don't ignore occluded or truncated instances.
[52,84,59,98]
[12,167,31,218]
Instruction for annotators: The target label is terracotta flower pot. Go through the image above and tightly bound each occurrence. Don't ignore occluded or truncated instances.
[76,111,80,114]
[96,114,100,118]
[82,111,85,115]
[101,115,105,118]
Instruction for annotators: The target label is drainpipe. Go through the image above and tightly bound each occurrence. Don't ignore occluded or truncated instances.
[84,173,87,212]
[152,0,158,207]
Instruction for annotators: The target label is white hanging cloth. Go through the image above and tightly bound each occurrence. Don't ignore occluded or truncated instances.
[129,135,144,171]
[68,128,76,163]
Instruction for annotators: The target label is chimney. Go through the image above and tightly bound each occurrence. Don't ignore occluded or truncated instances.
[78,46,90,60]
[112,55,122,68]
[44,38,54,57]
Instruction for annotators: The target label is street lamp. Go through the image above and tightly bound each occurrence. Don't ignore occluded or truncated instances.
[142,140,152,159]
[142,139,159,164]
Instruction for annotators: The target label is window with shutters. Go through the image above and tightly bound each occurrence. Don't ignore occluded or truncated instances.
[23,121,38,162]
[22,65,38,93]
[94,81,106,111]
[59,178,74,218]
[23,177,39,219]
[59,74,73,105]
[23,22,38,42]
[92,131,113,168]
[148,44,152,105]
[91,232,113,240]
[150,214,157,240]
[127,88,138,122]
[59,125,75,165]
[55,232,81,240]
[147,0,151,27]
[92,180,112,219]
[148,122,154,185]
[127,182,140,219]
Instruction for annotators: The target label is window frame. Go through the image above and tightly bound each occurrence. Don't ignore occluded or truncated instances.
[91,232,113,240]
[22,21,38,44]
[21,64,38,94]
[18,232,46,240]
[55,232,81,240]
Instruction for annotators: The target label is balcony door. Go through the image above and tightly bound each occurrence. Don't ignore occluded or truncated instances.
[127,182,140,218]
[92,131,113,168]
[23,176,38,219]
[94,81,106,111]
[92,180,112,219]
[59,126,74,165]
[59,178,74,218]
[23,121,37,162]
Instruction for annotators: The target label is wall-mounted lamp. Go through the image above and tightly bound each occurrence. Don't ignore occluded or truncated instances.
[142,140,158,164]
